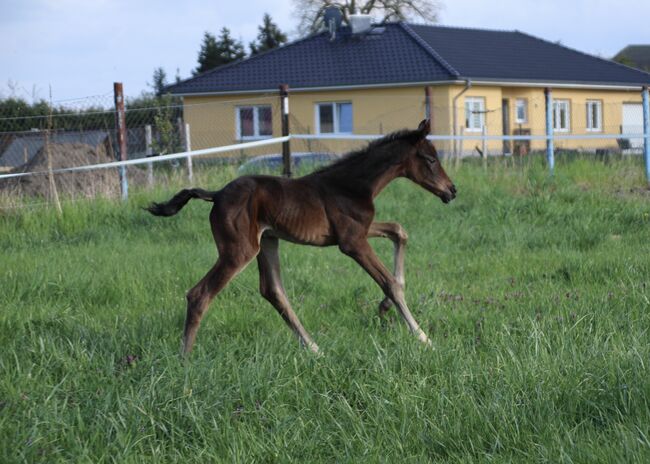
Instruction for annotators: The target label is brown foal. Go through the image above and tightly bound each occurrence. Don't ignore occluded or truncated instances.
[147,120,456,355]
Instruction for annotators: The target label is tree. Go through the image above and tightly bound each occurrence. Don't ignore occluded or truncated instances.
[293,0,442,35]
[249,14,288,55]
[194,32,221,75]
[194,28,246,75]
[150,67,168,96]
[216,27,246,64]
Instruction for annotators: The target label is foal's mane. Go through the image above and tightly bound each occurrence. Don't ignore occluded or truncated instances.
[309,128,421,179]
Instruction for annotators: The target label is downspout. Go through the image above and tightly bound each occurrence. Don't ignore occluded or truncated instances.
[452,79,472,158]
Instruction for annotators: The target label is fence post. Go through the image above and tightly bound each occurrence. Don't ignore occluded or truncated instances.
[481,125,487,158]
[642,86,650,184]
[545,87,555,175]
[185,122,193,182]
[145,124,153,187]
[279,84,291,177]
[424,86,432,120]
[113,82,128,200]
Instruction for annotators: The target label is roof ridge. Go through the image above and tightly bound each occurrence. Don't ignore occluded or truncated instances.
[398,22,461,79]
[166,30,329,93]
[514,30,650,81]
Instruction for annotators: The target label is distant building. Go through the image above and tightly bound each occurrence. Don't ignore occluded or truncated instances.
[167,21,650,155]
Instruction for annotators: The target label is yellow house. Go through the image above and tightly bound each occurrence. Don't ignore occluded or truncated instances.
[168,21,650,157]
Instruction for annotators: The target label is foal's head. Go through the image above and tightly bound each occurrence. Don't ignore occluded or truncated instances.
[402,120,457,203]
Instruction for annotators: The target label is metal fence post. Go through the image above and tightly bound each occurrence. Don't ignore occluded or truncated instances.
[280,84,291,177]
[113,82,128,200]
[642,86,650,184]
[545,87,555,175]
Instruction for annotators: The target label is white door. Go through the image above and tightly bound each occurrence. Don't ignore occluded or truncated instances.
[622,103,643,149]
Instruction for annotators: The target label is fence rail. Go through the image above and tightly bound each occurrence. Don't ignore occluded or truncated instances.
[1,82,649,204]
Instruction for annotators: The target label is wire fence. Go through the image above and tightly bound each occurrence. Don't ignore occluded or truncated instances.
[0,85,648,210]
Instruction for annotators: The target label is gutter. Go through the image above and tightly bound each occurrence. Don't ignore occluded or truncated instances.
[452,79,472,157]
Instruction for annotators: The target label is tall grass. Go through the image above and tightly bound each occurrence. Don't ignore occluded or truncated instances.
[1,154,649,462]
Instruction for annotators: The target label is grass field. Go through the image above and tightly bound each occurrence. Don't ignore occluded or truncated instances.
[1,155,650,463]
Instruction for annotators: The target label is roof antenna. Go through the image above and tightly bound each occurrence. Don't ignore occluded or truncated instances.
[323,6,342,41]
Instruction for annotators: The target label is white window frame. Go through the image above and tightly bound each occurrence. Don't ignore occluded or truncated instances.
[315,102,353,134]
[586,100,602,132]
[464,97,485,132]
[552,99,571,132]
[235,105,273,140]
[515,98,528,124]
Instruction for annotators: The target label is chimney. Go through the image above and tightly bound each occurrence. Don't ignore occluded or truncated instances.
[349,13,372,34]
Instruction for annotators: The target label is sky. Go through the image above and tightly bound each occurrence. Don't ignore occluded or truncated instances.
[2,0,649,105]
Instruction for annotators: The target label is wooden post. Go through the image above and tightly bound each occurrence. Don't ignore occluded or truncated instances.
[185,122,193,182]
[424,85,432,120]
[45,130,62,214]
[279,84,291,177]
[481,125,487,160]
[46,85,62,215]
[456,126,465,169]
[145,124,153,187]
[113,82,128,200]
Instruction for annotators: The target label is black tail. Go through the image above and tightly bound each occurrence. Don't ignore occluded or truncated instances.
[145,188,217,217]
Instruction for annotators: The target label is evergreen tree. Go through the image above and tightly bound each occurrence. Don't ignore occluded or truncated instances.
[194,28,246,75]
[150,67,168,96]
[215,27,246,64]
[249,14,288,55]
[194,31,221,75]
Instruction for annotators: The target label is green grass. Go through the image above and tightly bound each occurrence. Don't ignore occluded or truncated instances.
[1,155,650,463]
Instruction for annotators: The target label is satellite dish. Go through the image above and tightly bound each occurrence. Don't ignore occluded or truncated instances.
[323,6,342,40]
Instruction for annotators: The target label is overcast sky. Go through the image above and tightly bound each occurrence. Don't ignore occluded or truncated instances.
[2,0,649,105]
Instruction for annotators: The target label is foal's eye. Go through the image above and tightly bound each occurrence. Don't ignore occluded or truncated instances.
[426,157,436,165]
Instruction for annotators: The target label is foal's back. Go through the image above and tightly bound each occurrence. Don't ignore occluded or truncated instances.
[213,174,338,247]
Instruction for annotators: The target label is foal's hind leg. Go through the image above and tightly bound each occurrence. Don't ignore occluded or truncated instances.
[257,236,319,353]
[367,222,408,319]
[183,250,257,355]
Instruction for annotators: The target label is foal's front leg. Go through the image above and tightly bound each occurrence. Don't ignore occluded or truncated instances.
[340,237,431,346]
[257,236,320,353]
[367,222,408,318]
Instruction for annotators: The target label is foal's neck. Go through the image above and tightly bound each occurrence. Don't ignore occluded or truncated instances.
[369,163,403,199]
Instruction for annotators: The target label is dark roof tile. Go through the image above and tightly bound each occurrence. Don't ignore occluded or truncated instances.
[168,23,650,95]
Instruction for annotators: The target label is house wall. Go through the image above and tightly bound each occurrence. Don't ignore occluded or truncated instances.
[181,84,645,159]
[183,87,438,157]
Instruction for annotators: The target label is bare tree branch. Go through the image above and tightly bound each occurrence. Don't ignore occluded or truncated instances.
[293,0,442,36]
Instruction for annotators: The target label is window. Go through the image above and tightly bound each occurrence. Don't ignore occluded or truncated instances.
[586,100,602,131]
[236,106,272,139]
[552,100,571,132]
[316,102,353,134]
[515,98,528,123]
[464,97,485,131]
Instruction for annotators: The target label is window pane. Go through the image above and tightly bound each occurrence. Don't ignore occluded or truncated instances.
[239,107,254,137]
[258,106,272,136]
[588,101,601,130]
[473,102,482,128]
[337,103,352,133]
[319,104,334,133]
[465,102,471,128]
[516,99,526,122]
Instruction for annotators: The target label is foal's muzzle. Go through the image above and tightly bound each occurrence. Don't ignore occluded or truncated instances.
[441,184,457,203]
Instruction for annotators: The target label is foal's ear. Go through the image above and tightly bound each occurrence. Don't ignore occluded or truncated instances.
[417,119,431,137]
